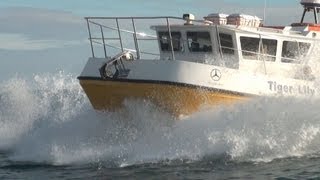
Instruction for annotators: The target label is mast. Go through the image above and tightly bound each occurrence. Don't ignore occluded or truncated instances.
[263,0,267,25]
[300,0,320,24]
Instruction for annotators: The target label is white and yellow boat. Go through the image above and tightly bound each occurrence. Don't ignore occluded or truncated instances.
[78,0,320,116]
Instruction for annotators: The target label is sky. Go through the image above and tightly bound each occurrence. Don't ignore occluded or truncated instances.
[0,0,305,82]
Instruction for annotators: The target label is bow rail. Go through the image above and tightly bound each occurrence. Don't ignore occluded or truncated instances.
[85,16,207,60]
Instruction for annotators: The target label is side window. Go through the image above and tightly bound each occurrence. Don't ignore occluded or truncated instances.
[281,41,311,63]
[158,31,182,52]
[261,39,277,61]
[240,37,259,60]
[219,33,234,54]
[240,37,277,61]
[187,32,212,52]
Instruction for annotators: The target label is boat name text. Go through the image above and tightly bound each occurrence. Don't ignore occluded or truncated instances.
[267,81,315,95]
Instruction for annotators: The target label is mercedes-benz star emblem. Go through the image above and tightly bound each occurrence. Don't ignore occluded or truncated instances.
[210,69,222,81]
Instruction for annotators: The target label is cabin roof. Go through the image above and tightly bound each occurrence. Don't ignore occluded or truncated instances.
[151,23,317,40]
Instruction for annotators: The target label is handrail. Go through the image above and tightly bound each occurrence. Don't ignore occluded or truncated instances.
[86,16,196,59]
[86,18,95,58]
[85,16,208,24]
[132,18,140,59]
[91,39,160,56]
[88,20,157,38]
[86,16,187,59]
[85,16,309,64]
[85,16,183,20]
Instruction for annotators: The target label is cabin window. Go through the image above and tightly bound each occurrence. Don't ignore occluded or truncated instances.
[158,31,182,52]
[281,41,311,63]
[219,33,234,54]
[240,37,277,61]
[187,32,212,52]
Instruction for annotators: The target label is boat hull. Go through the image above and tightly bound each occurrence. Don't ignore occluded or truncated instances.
[78,58,319,117]
[79,78,249,116]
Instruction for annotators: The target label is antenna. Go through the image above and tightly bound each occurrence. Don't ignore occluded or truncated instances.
[263,0,267,25]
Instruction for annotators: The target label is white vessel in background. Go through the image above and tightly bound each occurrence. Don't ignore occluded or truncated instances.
[78,0,320,117]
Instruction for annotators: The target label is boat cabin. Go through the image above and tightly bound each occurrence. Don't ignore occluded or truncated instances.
[84,0,319,80]
[151,9,316,78]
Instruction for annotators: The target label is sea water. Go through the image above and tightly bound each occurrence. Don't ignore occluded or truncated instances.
[0,72,320,179]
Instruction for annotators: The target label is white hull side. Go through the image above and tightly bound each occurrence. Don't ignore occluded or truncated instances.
[80,58,320,98]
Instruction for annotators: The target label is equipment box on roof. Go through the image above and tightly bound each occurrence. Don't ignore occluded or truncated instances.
[227,14,261,27]
[204,13,229,25]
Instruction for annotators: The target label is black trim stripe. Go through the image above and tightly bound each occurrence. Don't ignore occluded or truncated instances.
[78,76,253,97]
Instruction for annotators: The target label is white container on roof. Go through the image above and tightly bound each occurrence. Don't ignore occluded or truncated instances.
[301,0,320,6]
[227,14,262,27]
[204,13,229,25]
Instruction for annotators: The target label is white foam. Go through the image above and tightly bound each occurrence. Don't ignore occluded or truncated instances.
[0,72,320,166]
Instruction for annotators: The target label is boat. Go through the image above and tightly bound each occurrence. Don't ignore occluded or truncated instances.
[78,0,320,117]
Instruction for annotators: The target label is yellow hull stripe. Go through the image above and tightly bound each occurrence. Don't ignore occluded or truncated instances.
[79,79,249,116]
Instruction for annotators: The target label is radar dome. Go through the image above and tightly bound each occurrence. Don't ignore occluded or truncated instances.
[301,0,320,7]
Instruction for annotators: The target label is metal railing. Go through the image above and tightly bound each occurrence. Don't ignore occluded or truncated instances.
[85,16,312,67]
[85,16,207,60]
